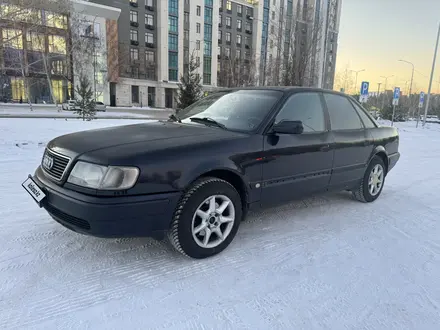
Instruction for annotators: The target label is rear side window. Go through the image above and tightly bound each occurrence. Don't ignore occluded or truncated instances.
[323,93,363,130]
[351,101,377,128]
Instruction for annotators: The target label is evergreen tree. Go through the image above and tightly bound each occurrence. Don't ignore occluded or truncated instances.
[74,75,96,121]
[176,53,202,113]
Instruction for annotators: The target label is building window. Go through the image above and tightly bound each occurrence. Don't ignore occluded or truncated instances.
[145,32,154,44]
[196,40,201,50]
[226,0,232,11]
[130,48,139,61]
[204,24,212,40]
[204,42,212,56]
[145,14,154,25]
[226,16,231,27]
[196,23,201,33]
[272,11,275,19]
[246,7,252,16]
[26,32,45,51]
[169,68,178,81]
[184,12,189,23]
[237,19,242,30]
[169,0,178,15]
[184,29,189,40]
[218,30,222,40]
[132,85,139,103]
[130,0,138,5]
[237,4,242,14]
[130,29,138,42]
[225,47,230,57]
[226,32,231,43]
[48,35,66,54]
[217,46,221,55]
[169,16,178,32]
[205,7,213,22]
[236,49,241,58]
[130,10,138,23]
[205,0,213,6]
[169,34,178,51]
[145,0,153,6]
[246,22,251,31]
[196,6,201,16]
[236,34,241,45]
[2,29,23,49]
[169,52,178,68]
[145,50,154,63]
[219,14,222,25]
[245,36,250,46]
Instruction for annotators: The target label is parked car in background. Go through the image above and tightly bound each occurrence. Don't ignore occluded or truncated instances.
[95,101,106,112]
[22,87,400,259]
[61,100,79,111]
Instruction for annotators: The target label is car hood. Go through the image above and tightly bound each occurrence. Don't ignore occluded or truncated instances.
[46,121,244,160]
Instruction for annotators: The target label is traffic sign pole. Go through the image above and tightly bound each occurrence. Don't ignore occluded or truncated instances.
[391,87,400,126]
[359,81,369,103]
[416,92,425,128]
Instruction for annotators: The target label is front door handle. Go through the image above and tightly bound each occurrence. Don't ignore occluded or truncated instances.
[320,144,330,152]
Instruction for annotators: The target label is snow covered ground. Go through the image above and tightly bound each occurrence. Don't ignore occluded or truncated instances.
[1,118,440,330]
[0,108,155,119]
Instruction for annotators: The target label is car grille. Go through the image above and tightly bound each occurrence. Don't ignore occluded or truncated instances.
[44,203,91,230]
[42,148,70,181]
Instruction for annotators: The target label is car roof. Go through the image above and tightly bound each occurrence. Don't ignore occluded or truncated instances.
[210,86,350,98]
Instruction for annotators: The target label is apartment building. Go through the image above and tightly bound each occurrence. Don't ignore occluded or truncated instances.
[87,0,340,108]
[261,0,341,89]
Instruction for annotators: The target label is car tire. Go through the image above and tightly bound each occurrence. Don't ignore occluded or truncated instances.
[353,155,386,203]
[168,177,242,259]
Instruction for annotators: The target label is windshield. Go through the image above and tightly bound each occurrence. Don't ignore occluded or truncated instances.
[177,90,283,131]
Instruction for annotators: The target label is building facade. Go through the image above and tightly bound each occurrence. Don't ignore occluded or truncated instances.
[86,0,341,108]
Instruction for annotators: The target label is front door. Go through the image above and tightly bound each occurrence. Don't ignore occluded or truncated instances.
[261,92,334,207]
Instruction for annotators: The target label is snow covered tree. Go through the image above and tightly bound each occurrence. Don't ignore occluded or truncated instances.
[176,53,202,112]
[74,75,96,121]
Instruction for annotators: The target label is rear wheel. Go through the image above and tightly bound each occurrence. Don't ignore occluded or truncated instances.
[168,177,242,259]
[353,156,386,203]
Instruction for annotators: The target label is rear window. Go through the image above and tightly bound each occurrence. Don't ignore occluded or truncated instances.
[351,101,377,128]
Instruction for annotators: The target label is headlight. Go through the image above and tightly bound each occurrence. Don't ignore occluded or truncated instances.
[67,161,139,190]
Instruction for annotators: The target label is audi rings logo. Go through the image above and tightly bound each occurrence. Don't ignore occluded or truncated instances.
[43,154,54,170]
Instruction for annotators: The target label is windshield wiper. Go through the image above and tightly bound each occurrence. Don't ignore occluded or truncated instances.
[190,117,227,129]
[168,113,181,123]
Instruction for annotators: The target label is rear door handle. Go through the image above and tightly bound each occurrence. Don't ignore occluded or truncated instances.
[320,144,330,152]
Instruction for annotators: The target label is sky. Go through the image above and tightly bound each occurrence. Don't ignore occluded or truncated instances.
[334,0,440,95]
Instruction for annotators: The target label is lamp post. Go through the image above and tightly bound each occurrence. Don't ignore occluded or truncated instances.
[423,22,440,127]
[380,75,394,110]
[398,59,415,116]
[350,69,365,94]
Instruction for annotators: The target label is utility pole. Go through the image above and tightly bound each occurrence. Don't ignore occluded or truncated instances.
[376,82,382,117]
[423,22,440,127]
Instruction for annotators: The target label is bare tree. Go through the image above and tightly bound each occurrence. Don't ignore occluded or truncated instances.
[334,64,354,93]
[217,50,258,88]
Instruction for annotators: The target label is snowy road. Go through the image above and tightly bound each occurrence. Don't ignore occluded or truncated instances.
[1,118,440,330]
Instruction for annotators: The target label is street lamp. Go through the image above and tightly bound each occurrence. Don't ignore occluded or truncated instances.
[398,59,415,116]
[380,75,394,110]
[350,69,365,94]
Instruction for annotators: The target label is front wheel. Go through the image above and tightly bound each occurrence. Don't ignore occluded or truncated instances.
[168,177,242,259]
[353,156,386,203]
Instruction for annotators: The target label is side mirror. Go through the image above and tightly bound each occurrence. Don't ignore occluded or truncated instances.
[272,120,304,135]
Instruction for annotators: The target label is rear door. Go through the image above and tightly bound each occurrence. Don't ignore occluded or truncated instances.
[323,93,375,189]
[261,91,334,206]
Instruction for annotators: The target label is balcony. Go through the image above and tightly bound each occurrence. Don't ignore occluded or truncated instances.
[130,40,139,46]
[245,29,252,34]
[245,44,250,49]
[237,27,242,32]
[218,39,222,44]
[145,24,154,30]
[145,42,155,48]
[246,14,252,20]
[130,21,139,27]
[130,1,138,7]
[145,5,154,11]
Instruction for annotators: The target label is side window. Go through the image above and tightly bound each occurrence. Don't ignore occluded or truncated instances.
[275,92,325,133]
[351,102,377,128]
[323,93,363,130]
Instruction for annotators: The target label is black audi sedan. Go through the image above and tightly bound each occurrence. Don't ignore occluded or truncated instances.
[22,87,400,259]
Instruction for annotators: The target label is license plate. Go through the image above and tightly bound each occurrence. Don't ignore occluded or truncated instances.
[22,176,46,205]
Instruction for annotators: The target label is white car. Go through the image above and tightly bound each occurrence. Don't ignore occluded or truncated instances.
[61,100,79,111]
[95,101,106,112]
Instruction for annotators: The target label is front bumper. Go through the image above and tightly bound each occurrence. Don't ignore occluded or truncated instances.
[33,166,181,238]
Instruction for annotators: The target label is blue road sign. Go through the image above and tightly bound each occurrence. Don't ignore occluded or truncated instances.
[419,92,425,108]
[360,81,369,96]
[393,87,401,100]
